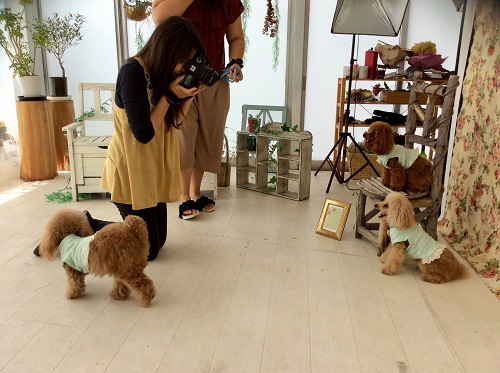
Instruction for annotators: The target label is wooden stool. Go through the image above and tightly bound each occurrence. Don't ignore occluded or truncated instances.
[16,100,58,181]
[48,99,75,171]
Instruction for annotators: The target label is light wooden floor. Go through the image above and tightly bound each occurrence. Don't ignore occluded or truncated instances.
[0,159,499,372]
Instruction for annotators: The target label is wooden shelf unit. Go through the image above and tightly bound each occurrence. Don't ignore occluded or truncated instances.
[236,131,312,201]
[333,77,446,172]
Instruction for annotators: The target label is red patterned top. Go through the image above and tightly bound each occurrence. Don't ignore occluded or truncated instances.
[183,0,244,75]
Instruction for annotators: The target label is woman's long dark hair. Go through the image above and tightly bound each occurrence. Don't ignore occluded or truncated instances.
[133,16,205,127]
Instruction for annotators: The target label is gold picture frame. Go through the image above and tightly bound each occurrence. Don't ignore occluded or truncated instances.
[316,198,351,240]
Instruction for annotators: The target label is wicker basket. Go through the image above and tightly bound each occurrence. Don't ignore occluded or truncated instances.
[124,1,152,21]
[346,147,385,180]
[217,134,231,187]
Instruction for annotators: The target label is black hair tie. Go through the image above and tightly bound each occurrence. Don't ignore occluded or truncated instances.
[225,58,244,69]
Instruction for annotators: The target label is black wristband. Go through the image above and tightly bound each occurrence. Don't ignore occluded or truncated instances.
[225,58,244,69]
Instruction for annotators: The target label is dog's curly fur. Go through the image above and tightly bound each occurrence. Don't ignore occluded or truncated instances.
[376,192,465,283]
[39,209,156,307]
[363,121,433,193]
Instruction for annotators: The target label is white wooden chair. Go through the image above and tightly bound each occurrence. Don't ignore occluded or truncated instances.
[63,83,115,201]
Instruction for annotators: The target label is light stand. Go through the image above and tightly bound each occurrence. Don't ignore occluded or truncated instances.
[315,0,409,192]
[315,34,380,192]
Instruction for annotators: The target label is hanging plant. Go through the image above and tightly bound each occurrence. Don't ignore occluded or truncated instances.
[262,0,280,71]
[134,22,146,50]
[241,0,251,59]
[123,0,152,22]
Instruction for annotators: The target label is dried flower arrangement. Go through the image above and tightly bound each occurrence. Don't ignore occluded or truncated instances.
[262,0,280,71]
[411,41,437,54]
[263,0,279,37]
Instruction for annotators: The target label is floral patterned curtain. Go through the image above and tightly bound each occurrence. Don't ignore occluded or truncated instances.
[438,0,500,299]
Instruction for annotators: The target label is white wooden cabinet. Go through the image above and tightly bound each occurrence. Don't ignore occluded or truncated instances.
[236,131,312,201]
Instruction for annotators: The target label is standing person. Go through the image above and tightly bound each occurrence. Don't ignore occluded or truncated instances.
[99,16,206,261]
[152,0,245,220]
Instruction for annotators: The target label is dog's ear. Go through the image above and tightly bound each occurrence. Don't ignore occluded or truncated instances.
[123,215,148,234]
[388,194,413,229]
[376,123,395,154]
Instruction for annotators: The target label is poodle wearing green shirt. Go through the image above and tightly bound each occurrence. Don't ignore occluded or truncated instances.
[376,192,465,283]
[38,209,156,307]
[363,121,433,193]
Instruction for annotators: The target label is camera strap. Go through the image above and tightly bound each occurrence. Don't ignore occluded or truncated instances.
[221,65,242,83]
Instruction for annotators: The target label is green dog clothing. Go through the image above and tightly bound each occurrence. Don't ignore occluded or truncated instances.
[390,225,445,264]
[377,144,420,169]
[59,234,94,273]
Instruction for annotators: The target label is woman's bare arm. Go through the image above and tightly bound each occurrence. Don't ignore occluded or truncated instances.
[151,0,193,25]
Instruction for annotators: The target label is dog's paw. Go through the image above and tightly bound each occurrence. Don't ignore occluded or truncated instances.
[65,286,85,299]
[381,267,397,276]
[139,286,156,307]
[109,282,130,300]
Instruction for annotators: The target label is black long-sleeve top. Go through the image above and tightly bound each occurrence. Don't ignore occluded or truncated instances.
[115,59,156,144]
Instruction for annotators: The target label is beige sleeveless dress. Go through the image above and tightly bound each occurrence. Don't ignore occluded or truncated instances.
[101,57,181,210]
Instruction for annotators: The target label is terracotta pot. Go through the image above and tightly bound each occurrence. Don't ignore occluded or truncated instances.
[247,118,256,133]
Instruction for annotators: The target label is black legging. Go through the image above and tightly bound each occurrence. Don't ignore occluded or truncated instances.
[90,202,167,261]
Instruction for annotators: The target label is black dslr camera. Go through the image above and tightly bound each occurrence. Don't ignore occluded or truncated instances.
[179,54,218,89]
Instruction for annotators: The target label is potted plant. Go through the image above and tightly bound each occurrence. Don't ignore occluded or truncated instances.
[32,13,85,97]
[0,120,8,146]
[0,0,44,97]
[246,114,261,151]
[247,113,261,133]
[124,0,152,22]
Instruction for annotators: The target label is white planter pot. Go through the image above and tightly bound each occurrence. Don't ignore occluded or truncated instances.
[16,76,44,97]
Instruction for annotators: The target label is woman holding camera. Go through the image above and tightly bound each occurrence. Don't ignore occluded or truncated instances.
[99,16,206,260]
[152,0,245,219]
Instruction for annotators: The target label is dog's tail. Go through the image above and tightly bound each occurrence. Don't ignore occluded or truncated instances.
[123,215,148,240]
[444,246,470,282]
[39,209,94,260]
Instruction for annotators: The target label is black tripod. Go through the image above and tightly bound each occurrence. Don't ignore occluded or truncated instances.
[314,34,380,193]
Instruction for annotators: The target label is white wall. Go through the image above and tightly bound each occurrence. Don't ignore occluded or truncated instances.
[39,0,118,113]
[1,0,463,160]
[305,0,463,161]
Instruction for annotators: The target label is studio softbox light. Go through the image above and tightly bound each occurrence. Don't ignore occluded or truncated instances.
[316,0,410,188]
[331,0,409,37]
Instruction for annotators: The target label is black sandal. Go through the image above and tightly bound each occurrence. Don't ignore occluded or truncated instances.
[196,196,216,212]
[179,200,200,219]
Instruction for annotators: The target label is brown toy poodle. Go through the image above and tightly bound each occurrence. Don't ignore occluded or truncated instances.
[376,192,465,283]
[38,209,156,307]
[363,121,433,193]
